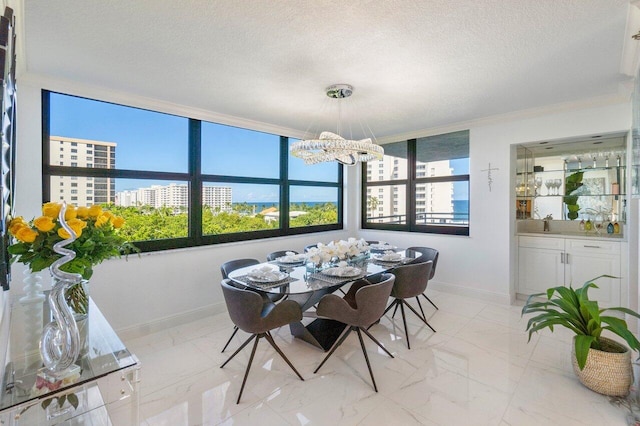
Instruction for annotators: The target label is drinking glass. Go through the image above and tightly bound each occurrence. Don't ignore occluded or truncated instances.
[534,177,542,196]
[545,179,552,196]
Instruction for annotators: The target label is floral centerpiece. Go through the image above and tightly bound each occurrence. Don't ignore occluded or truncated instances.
[8,202,138,314]
[306,238,368,268]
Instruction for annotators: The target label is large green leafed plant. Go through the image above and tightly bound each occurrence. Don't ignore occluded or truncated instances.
[522,275,640,370]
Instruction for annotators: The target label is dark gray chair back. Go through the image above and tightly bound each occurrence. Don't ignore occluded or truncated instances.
[220,279,302,334]
[220,258,260,279]
[407,247,438,280]
[316,273,395,328]
[267,250,298,261]
[391,261,433,299]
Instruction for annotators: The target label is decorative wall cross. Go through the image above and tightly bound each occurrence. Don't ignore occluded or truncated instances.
[480,162,499,192]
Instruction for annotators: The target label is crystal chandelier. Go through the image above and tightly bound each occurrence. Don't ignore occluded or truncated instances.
[290,84,384,166]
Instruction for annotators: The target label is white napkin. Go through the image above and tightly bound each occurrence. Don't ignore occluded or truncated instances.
[380,251,402,261]
[248,266,282,281]
[280,252,307,263]
[329,266,360,277]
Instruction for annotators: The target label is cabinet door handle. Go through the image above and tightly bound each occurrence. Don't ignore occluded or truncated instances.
[583,245,601,249]
[565,253,569,264]
[560,253,564,264]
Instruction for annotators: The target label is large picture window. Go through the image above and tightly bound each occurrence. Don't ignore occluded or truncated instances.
[43,91,343,252]
[362,130,469,235]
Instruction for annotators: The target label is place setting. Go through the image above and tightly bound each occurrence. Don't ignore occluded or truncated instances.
[368,242,398,252]
[236,265,298,289]
[308,261,366,284]
[371,250,409,266]
[270,251,308,267]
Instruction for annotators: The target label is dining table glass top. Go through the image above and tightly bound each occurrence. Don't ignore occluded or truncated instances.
[228,249,420,295]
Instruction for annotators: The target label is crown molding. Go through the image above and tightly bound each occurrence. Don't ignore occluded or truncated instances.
[18,72,306,139]
[375,93,629,144]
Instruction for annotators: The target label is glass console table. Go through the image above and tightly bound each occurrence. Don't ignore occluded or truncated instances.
[0,296,140,425]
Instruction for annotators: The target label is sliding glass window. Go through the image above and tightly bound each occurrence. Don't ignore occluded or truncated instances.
[43,91,343,252]
[362,130,469,235]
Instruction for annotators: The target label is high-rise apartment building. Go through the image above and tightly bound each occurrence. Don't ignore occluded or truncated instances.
[49,136,116,206]
[366,156,453,224]
[116,184,232,212]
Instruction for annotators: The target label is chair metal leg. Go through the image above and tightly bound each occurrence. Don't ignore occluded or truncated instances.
[314,325,352,374]
[236,334,261,404]
[415,297,427,322]
[399,301,411,349]
[422,293,439,310]
[361,327,394,358]
[264,332,304,381]
[355,328,378,392]
[221,334,256,368]
[221,326,239,353]
[382,300,396,317]
[391,302,399,319]
[404,300,436,333]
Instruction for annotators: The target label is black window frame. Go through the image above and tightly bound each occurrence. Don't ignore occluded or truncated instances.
[42,90,343,253]
[361,135,470,236]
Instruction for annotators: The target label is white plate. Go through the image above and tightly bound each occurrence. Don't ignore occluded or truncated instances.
[248,271,288,283]
[276,255,306,264]
[372,254,403,263]
[370,244,397,251]
[322,267,362,278]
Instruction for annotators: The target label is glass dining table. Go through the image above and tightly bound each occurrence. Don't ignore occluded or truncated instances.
[227,248,419,351]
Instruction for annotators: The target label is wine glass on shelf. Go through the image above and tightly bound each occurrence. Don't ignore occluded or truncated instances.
[554,178,563,195]
[545,179,552,196]
[534,177,542,196]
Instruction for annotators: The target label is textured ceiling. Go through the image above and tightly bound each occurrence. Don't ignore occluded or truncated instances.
[22,0,633,141]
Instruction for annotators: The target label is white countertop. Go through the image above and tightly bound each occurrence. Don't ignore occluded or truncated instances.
[517,231,625,242]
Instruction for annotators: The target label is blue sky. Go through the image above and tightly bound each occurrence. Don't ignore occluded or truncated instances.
[50,93,468,204]
[50,93,338,202]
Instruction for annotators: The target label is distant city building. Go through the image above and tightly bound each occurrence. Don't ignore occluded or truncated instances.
[366,156,453,224]
[49,136,116,206]
[116,184,232,211]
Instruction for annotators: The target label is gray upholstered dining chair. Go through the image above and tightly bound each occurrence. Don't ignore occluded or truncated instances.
[383,261,435,349]
[219,279,304,404]
[313,273,395,392]
[407,246,439,310]
[266,250,299,261]
[219,258,260,353]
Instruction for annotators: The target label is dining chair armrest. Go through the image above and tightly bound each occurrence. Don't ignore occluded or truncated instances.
[316,294,359,325]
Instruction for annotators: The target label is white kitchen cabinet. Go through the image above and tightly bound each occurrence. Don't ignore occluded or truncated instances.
[517,236,621,306]
[564,239,621,307]
[517,236,564,294]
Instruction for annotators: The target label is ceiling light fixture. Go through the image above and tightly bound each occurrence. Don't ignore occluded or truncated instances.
[290,84,384,166]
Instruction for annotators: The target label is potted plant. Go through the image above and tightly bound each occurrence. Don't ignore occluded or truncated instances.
[522,275,640,396]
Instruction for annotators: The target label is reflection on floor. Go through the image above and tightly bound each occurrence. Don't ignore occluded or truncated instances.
[125,289,630,425]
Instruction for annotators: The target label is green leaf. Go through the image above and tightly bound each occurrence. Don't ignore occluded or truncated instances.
[602,316,640,351]
[41,398,53,409]
[67,393,79,409]
[603,306,640,320]
[574,335,597,370]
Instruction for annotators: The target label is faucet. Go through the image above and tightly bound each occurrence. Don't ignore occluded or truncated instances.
[543,214,552,232]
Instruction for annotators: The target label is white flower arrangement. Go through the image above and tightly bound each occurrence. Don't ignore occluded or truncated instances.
[307,238,369,266]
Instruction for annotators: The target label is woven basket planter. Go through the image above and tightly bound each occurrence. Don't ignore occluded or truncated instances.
[571,336,633,396]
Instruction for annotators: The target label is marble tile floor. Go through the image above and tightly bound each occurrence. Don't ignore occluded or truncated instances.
[124,289,631,425]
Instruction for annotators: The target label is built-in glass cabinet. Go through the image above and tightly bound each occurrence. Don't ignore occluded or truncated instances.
[515,134,627,225]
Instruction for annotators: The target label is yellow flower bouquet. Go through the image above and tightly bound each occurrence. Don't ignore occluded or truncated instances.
[8,202,138,314]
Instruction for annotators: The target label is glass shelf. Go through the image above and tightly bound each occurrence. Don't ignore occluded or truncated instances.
[516,165,626,176]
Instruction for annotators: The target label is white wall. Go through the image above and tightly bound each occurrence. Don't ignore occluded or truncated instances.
[12,79,353,338]
[359,101,633,304]
[12,77,634,337]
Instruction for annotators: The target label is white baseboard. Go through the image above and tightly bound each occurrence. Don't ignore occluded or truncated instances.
[116,302,228,342]
[430,280,512,305]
